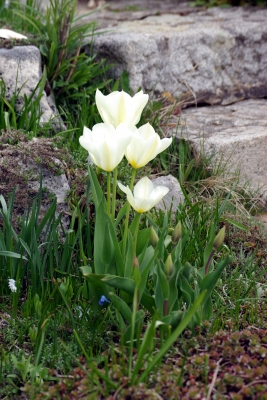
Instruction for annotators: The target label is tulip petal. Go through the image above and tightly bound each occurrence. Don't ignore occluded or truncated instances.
[79,123,133,172]
[96,89,148,128]
[133,177,154,198]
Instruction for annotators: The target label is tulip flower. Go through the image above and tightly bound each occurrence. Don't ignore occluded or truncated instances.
[0,29,27,40]
[95,89,149,128]
[118,176,169,213]
[79,123,133,172]
[125,123,172,169]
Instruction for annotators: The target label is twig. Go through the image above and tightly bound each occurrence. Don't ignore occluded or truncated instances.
[206,358,222,400]
[237,379,267,394]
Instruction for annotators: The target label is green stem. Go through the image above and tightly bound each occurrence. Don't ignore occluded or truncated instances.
[133,213,141,258]
[112,166,118,221]
[107,171,111,217]
[122,168,137,259]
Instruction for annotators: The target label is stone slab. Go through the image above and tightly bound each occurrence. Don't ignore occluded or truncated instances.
[88,7,267,106]
[0,46,64,131]
[174,99,267,199]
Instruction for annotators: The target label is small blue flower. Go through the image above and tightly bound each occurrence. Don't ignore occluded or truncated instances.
[99,295,110,306]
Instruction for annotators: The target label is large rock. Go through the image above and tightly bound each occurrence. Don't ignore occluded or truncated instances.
[152,174,184,212]
[0,46,64,131]
[174,99,267,200]
[89,7,267,106]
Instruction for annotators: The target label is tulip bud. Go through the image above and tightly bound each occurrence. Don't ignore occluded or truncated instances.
[133,256,139,268]
[212,226,225,251]
[164,254,174,278]
[172,221,182,244]
[150,227,159,248]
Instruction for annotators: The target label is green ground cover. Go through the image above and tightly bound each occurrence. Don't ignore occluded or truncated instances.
[1,1,267,399]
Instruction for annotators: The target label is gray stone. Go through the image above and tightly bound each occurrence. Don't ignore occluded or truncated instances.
[152,174,184,212]
[174,99,267,200]
[0,46,64,131]
[89,7,267,106]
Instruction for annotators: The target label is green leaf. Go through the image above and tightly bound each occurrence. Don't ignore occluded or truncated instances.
[136,228,151,256]
[124,231,134,278]
[88,166,107,210]
[224,218,249,232]
[101,221,115,267]
[155,261,170,301]
[0,251,28,261]
[109,292,132,325]
[131,313,158,384]
[138,291,206,383]
[102,275,155,313]
[200,256,230,319]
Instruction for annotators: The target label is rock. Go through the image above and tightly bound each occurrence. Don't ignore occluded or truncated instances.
[0,132,70,234]
[0,46,64,131]
[152,174,184,212]
[175,99,267,201]
[89,7,267,106]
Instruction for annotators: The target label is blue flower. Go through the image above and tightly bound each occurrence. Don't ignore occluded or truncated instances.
[99,295,110,306]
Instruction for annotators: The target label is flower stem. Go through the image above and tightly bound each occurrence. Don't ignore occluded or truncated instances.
[107,171,111,217]
[122,168,137,260]
[112,166,118,221]
[133,213,141,258]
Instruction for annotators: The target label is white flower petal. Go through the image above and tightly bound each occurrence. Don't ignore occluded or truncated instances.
[96,89,148,128]
[122,177,169,213]
[134,177,154,198]
[79,123,133,172]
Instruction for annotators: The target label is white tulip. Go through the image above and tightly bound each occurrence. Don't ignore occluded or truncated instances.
[0,29,27,40]
[125,123,172,169]
[118,176,169,213]
[79,123,134,172]
[95,89,149,128]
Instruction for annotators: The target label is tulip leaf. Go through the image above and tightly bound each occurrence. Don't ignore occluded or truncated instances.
[124,231,134,278]
[200,255,230,313]
[80,272,110,314]
[122,310,145,345]
[101,275,155,313]
[108,292,132,325]
[94,201,109,274]
[88,166,107,210]
[155,261,170,301]
[138,290,206,384]
[100,221,115,267]
[94,200,123,276]
[139,245,155,274]
[136,228,151,256]
[139,248,158,299]
[102,275,135,293]
[114,202,128,229]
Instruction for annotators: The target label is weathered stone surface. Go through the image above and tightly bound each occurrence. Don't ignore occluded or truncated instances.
[152,174,184,212]
[89,7,267,106]
[0,132,70,232]
[0,46,64,131]
[175,99,267,199]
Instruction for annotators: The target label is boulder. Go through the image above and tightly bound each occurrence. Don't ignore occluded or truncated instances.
[0,46,64,131]
[174,99,267,200]
[89,7,267,106]
[0,132,70,233]
[152,174,184,212]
